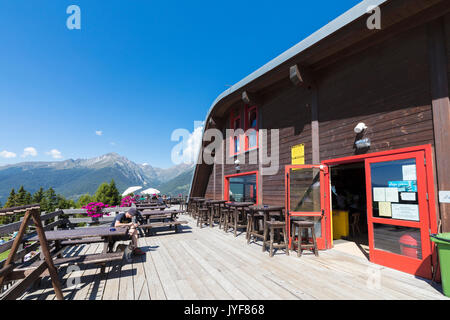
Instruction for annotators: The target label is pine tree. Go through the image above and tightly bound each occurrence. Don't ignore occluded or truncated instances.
[4,188,17,208]
[108,179,120,206]
[33,187,45,203]
[94,182,110,205]
[15,186,32,206]
[76,194,94,208]
[45,187,58,212]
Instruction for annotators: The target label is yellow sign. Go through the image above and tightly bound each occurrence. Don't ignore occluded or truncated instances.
[291,144,305,165]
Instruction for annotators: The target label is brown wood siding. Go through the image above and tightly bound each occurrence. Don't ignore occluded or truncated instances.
[446,14,450,94]
[199,24,436,208]
[318,24,434,161]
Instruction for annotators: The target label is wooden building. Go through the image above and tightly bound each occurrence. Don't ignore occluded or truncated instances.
[189,0,450,280]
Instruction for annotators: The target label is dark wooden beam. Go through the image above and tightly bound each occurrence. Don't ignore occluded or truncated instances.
[289,64,314,88]
[242,91,260,106]
[428,17,450,232]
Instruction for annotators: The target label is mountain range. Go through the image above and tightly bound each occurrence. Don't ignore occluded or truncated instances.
[0,153,194,203]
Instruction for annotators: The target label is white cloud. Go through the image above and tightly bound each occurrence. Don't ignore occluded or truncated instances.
[110,142,116,146]
[21,147,38,158]
[95,131,103,136]
[183,125,204,164]
[46,149,63,159]
[0,150,17,159]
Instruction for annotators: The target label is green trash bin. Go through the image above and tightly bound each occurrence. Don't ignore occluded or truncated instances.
[430,233,450,297]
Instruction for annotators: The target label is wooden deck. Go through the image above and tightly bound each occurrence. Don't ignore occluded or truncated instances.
[19,214,447,300]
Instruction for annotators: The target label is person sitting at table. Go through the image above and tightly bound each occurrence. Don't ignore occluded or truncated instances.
[112,208,145,256]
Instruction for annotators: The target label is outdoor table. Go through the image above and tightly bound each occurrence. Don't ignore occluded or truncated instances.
[248,205,285,245]
[192,198,206,218]
[136,205,168,211]
[29,226,129,254]
[226,202,254,237]
[207,200,227,227]
[141,210,184,224]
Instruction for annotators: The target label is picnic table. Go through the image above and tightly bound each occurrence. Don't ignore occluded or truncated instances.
[28,226,130,273]
[29,226,129,254]
[136,205,168,211]
[139,210,187,236]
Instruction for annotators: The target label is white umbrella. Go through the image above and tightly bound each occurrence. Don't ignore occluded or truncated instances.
[122,186,143,197]
[141,188,161,195]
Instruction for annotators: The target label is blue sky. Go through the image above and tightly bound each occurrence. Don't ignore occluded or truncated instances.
[0,0,359,168]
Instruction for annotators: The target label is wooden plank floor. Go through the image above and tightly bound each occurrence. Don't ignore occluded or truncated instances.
[19,214,448,300]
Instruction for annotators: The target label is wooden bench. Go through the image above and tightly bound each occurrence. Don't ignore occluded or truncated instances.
[60,237,105,246]
[140,220,188,236]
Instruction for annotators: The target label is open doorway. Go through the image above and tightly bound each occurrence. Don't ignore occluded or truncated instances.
[330,162,369,259]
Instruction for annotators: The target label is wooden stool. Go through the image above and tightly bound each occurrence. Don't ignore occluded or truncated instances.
[197,208,209,228]
[222,208,231,232]
[291,221,319,257]
[218,207,229,230]
[262,221,289,257]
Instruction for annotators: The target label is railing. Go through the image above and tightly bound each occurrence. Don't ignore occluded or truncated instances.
[0,206,131,295]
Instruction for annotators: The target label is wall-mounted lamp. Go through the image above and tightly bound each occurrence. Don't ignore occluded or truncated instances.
[355,138,371,149]
[234,159,241,171]
[354,122,368,134]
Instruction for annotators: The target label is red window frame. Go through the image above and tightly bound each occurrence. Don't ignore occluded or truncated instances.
[224,171,259,204]
[244,105,258,151]
[230,110,243,156]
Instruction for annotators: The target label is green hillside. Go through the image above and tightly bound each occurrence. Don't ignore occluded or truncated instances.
[157,168,194,196]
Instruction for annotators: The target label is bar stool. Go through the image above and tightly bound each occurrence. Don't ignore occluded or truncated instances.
[197,208,209,228]
[291,220,319,257]
[262,221,289,257]
[218,205,229,230]
[222,206,232,232]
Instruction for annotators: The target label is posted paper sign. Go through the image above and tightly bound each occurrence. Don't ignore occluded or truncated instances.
[378,202,392,217]
[373,188,386,202]
[439,191,450,204]
[373,187,399,203]
[391,204,419,221]
[385,188,399,203]
[401,192,417,201]
[402,165,417,181]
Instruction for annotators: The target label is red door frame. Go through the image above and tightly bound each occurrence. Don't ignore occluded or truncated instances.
[224,171,259,203]
[284,164,330,250]
[320,144,438,279]
[365,151,432,278]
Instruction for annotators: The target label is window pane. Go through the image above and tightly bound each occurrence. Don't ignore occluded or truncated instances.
[229,174,257,203]
[247,129,257,149]
[289,168,321,212]
[370,158,420,221]
[373,224,422,260]
[249,111,257,128]
[234,136,240,153]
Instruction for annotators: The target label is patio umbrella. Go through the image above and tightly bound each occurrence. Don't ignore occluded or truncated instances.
[141,188,161,195]
[122,186,143,197]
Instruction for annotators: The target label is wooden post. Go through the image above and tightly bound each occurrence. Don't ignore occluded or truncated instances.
[428,18,450,232]
[311,89,320,164]
[30,209,64,300]
[0,209,33,287]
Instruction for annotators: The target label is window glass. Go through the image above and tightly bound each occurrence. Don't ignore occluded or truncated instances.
[370,158,419,221]
[228,174,257,203]
[373,224,422,260]
[289,168,321,212]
